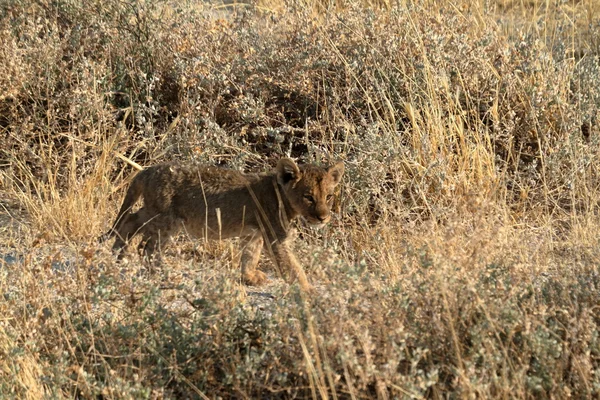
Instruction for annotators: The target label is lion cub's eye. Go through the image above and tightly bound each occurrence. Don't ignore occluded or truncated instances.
[326,194,334,202]
[304,195,315,204]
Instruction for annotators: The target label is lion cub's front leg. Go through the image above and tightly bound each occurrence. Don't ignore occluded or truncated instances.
[267,237,312,292]
[238,233,311,291]
[239,233,268,286]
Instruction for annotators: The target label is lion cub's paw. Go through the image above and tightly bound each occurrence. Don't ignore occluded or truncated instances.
[243,270,268,286]
[300,283,316,295]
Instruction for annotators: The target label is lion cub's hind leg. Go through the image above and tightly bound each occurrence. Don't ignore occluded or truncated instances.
[111,209,150,259]
[136,214,177,265]
[239,233,268,286]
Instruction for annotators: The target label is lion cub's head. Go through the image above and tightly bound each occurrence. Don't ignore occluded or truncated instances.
[277,158,344,226]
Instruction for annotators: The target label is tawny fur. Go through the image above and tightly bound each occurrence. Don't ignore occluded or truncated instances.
[103,158,344,290]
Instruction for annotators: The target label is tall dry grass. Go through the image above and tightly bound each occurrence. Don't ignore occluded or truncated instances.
[0,0,599,398]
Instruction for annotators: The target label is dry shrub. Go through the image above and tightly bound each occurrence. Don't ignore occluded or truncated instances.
[1,0,599,398]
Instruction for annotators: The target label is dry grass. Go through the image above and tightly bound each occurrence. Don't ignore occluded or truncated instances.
[1,0,599,398]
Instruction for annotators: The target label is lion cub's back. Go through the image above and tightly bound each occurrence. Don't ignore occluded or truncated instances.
[146,162,250,188]
[168,161,273,202]
[157,163,268,237]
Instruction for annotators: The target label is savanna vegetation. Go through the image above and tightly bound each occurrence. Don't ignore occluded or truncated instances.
[1,0,599,398]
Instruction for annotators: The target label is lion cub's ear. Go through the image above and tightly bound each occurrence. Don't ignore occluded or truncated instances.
[327,161,345,186]
[277,158,301,186]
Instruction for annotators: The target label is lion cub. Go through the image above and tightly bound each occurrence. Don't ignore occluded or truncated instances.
[103,158,344,290]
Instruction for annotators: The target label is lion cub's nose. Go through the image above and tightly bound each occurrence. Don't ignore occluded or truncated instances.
[318,215,328,222]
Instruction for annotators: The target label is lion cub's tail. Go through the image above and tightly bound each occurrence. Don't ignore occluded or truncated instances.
[99,169,147,243]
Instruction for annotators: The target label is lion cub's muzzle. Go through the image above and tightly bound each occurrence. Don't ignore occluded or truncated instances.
[305,214,331,227]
